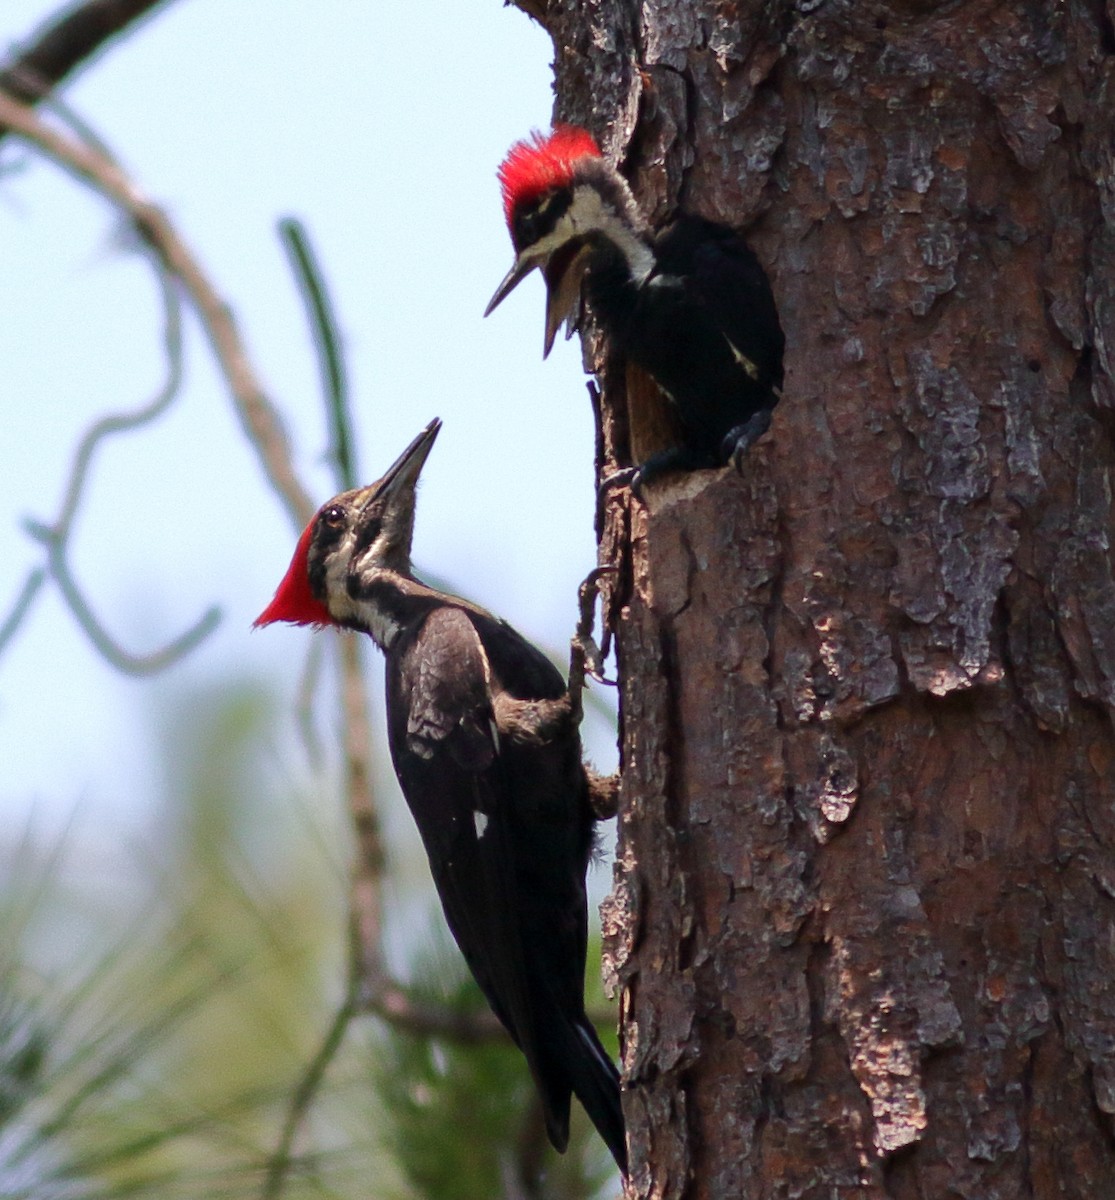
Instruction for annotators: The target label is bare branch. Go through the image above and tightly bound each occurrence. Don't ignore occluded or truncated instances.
[0,1,175,126]
[262,906,510,1200]
[363,977,508,1042]
[0,568,47,655]
[5,236,221,673]
[25,516,220,675]
[0,89,316,530]
[334,632,387,988]
[261,929,361,1200]
[51,260,182,541]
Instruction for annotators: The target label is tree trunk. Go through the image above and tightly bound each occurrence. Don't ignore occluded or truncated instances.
[520,1,1115,1195]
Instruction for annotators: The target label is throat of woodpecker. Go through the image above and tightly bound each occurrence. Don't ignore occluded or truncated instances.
[567,185,654,285]
[344,568,408,650]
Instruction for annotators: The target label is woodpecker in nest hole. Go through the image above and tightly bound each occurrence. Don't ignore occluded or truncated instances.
[485,125,785,492]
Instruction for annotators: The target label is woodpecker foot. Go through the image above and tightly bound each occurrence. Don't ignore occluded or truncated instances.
[722,409,772,470]
[623,446,715,497]
[570,565,618,691]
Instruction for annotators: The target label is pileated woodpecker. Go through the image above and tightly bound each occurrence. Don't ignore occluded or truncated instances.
[485,125,785,489]
[254,419,626,1174]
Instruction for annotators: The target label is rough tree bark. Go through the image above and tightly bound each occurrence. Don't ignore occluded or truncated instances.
[515,2,1115,1196]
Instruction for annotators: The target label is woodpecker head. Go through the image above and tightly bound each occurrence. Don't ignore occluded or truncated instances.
[484,125,651,356]
[254,419,441,633]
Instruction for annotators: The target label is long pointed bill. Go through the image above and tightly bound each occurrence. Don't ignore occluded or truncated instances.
[352,417,441,552]
[365,417,440,508]
[483,249,547,318]
[542,243,593,359]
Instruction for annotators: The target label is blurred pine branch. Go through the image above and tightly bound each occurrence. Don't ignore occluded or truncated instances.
[0,674,619,1200]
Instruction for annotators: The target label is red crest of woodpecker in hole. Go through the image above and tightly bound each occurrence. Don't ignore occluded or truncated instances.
[496,125,601,224]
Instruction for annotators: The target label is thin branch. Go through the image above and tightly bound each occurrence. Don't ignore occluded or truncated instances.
[333,632,388,991]
[280,213,390,1012]
[5,239,221,673]
[25,517,220,675]
[0,1,175,127]
[260,918,361,1200]
[0,89,316,530]
[0,568,46,657]
[261,909,509,1200]
[279,218,357,491]
[51,261,182,541]
[363,978,507,1042]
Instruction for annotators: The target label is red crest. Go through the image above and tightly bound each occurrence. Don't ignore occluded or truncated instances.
[254,518,333,628]
[497,125,602,224]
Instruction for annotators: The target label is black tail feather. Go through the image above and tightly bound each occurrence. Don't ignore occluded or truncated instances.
[561,1014,627,1175]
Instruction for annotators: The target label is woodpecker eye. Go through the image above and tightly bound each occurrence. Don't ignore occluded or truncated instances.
[321,504,346,528]
[513,188,572,250]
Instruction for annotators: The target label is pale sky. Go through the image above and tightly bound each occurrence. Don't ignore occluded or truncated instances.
[0,1,618,849]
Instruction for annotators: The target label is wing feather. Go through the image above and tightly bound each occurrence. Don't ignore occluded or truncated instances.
[386,605,572,1144]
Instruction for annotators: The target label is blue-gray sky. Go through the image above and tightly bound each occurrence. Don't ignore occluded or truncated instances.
[1,1,617,838]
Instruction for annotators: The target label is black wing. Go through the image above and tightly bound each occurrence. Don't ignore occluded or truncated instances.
[637,214,784,459]
[386,603,626,1171]
[385,604,574,1147]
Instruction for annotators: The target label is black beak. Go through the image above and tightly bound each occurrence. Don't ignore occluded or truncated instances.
[354,417,441,536]
[483,248,546,319]
[485,245,592,360]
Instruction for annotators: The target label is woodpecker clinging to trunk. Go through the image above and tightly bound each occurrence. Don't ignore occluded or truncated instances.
[484,125,785,491]
[254,419,627,1174]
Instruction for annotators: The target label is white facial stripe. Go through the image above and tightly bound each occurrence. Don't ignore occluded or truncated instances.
[525,222,577,263]
[473,810,490,839]
[565,187,655,282]
[323,531,359,620]
[321,527,404,650]
[359,604,401,650]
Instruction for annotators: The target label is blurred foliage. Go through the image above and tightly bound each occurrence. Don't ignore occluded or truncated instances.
[367,929,617,1200]
[0,673,620,1199]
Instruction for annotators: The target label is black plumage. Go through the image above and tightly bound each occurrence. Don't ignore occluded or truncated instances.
[588,213,785,480]
[374,592,625,1170]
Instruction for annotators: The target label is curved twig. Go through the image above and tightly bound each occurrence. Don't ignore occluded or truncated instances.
[0,90,316,530]
[53,262,182,540]
[25,517,220,675]
[0,568,47,656]
[4,243,220,672]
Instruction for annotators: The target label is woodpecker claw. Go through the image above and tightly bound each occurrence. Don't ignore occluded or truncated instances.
[569,565,618,695]
[722,408,773,471]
